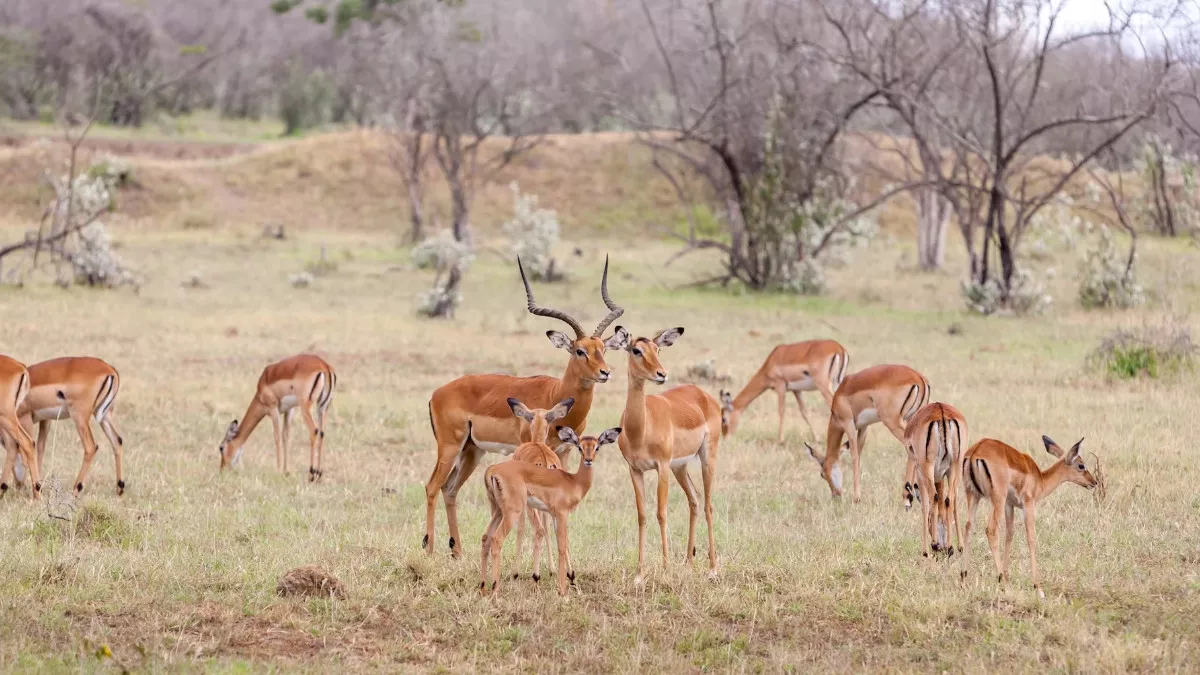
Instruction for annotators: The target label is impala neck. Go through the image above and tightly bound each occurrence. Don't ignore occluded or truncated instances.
[555,358,596,430]
[732,370,770,413]
[621,374,648,446]
[230,399,268,450]
[1034,460,1072,502]
[568,457,595,501]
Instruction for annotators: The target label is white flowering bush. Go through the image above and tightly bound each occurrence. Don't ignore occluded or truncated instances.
[70,222,136,288]
[413,229,473,318]
[503,182,562,281]
[962,268,1051,316]
[1078,224,1144,309]
[1133,135,1198,236]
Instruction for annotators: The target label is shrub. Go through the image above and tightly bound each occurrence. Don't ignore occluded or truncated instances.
[1078,225,1144,309]
[1089,315,1195,379]
[962,267,1051,316]
[503,182,562,281]
[413,230,473,318]
[70,222,137,289]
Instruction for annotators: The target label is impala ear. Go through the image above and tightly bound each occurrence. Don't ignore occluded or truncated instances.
[557,425,580,447]
[547,330,574,350]
[719,390,733,410]
[604,326,630,352]
[1066,438,1084,463]
[654,326,684,348]
[508,398,534,422]
[1042,434,1064,458]
[224,420,239,441]
[804,442,824,464]
[547,397,575,422]
[597,427,622,447]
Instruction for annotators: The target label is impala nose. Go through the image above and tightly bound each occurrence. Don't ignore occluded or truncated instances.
[654,371,667,384]
[597,370,611,382]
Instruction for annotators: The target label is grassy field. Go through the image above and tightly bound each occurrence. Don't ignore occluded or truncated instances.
[1,127,1199,672]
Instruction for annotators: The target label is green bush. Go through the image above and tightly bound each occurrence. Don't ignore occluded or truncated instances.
[1090,318,1195,379]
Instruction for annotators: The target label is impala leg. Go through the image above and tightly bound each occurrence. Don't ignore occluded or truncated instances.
[1,432,16,493]
[316,391,331,476]
[444,446,482,558]
[917,463,936,557]
[514,506,526,579]
[530,510,547,582]
[268,409,284,473]
[489,509,517,596]
[775,384,787,443]
[0,420,38,499]
[299,404,321,482]
[984,493,1005,586]
[629,467,649,584]
[35,420,48,476]
[671,464,699,565]
[480,505,503,595]
[961,486,982,580]
[655,461,671,570]
[1024,503,1043,598]
[1002,502,1015,585]
[554,512,570,597]
[880,415,911,508]
[848,425,867,504]
[701,438,719,577]
[424,441,460,555]
[792,391,817,440]
[948,459,964,554]
[69,410,100,494]
[98,416,126,495]
[903,454,918,510]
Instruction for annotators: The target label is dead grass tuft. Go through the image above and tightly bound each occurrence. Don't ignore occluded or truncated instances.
[276,565,347,600]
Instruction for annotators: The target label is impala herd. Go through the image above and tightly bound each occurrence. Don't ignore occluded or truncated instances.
[0,257,1098,599]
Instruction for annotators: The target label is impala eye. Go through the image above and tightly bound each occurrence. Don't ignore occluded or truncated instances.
[1077,463,1085,471]
[575,349,586,357]
[632,347,643,357]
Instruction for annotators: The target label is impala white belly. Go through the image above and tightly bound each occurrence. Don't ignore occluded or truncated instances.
[33,406,70,421]
[473,440,517,455]
[628,457,658,472]
[527,496,550,512]
[856,408,880,427]
[669,452,700,471]
[786,376,816,392]
[278,395,299,412]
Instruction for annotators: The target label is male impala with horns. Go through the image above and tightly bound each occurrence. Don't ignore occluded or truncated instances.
[423,257,627,558]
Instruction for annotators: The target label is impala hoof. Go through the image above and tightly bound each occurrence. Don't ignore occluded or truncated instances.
[421,534,429,550]
[532,573,540,583]
[117,480,125,496]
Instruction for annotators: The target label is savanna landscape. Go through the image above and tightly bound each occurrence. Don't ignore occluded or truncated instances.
[2,0,1200,673]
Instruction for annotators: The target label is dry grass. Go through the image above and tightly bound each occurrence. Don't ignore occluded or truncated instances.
[0,129,1199,672]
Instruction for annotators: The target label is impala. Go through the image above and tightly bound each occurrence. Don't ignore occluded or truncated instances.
[803,364,930,502]
[962,435,1098,598]
[903,402,968,557]
[218,354,336,481]
[11,357,124,496]
[506,396,573,580]
[0,355,40,499]
[613,327,723,583]
[480,424,620,597]
[425,257,625,558]
[719,339,848,441]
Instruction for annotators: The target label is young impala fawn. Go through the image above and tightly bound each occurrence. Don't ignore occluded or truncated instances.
[962,435,1098,597]
[480,425,620,597]
[903,402,968,557]
[506,396,573,580]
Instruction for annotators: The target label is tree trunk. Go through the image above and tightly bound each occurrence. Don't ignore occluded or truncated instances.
[916,187,952,270]
[408,179,424,244]
[448,177,471,246]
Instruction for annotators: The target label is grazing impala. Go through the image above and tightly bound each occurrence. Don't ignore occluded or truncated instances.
[218,354,336,481]
[962,435,1098,598]
[425,257,626,558]
[11,357,124,496]
[0,355,40,499]
[613,327,723,583]
[506,396,573,580]
[803,364,930,503]
[903,402,968,557]
[720,339,848,441]
[481,424,621,597]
